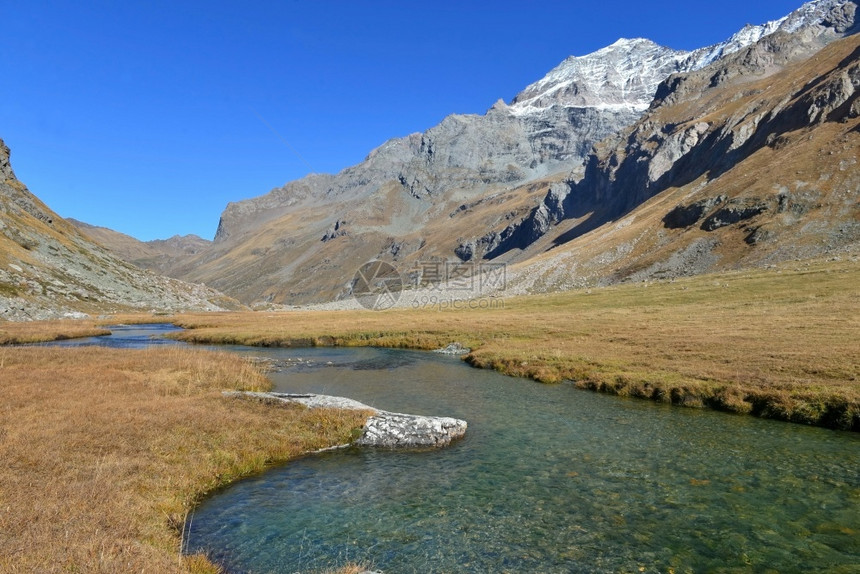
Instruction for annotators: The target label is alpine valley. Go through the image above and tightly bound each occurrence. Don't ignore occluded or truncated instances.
[0,141,241,320]
[7,0,860,314]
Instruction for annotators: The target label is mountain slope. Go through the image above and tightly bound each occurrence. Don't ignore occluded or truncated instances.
[0,140,241,320]
[502,28,860,293]
[69,219,211,276]
[471,0,858,259]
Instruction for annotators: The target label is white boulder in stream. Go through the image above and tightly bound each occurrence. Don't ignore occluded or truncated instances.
[224,391,467,449]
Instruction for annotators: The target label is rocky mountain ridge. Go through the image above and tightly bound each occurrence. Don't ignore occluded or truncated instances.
[216,4,824,247]
[508,0,857,117]
[50,0,860,307]
[481,1,858,263]
[219,0,851,245]
[498,28,860,295]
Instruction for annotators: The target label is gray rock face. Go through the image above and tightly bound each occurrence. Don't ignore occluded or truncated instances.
[213,38,714,246]
[213,106,636,246]
[226,392,468,449]
[321,219,347,242]
[0,141,55,226]
[0,139,16,183]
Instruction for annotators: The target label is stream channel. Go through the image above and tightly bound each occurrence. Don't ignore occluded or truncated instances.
[55,324,860,573]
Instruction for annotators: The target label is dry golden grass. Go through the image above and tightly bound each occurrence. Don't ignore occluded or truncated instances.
[320,565,374,574]
[0,319,110,344]
[168,258,859,430]
[0,346,369,573]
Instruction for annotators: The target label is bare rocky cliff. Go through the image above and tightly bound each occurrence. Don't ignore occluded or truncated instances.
[0,140,242,320]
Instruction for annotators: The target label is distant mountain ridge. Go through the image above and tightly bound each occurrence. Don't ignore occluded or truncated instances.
[69,219,211,276]
[0,141,240,320]
[215,1,844,247]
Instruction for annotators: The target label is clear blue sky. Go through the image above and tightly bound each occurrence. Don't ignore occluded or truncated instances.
[1,0,803,241]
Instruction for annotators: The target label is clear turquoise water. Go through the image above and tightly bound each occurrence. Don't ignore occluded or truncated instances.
[44,322,185,347]
[182,346,860,574]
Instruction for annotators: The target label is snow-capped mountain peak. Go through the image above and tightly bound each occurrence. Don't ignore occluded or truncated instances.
[509,0,857,117]
[509,38,689,116]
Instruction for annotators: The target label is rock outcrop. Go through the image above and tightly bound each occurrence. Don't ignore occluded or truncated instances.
[226,391,468,449]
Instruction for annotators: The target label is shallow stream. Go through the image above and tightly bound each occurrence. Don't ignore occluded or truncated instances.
[59,325,860,572]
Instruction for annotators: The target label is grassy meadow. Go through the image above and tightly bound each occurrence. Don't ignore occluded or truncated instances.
[167,258,860,431]
[0,256,856,572]
[0,319,110,344]
[0,345,370,573]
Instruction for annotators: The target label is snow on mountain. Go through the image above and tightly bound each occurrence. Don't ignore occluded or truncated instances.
[509,38,689,116]
[509,0,855,117]
[684,21,786,70]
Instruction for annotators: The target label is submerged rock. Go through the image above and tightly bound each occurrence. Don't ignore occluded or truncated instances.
[224,391,467,449]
